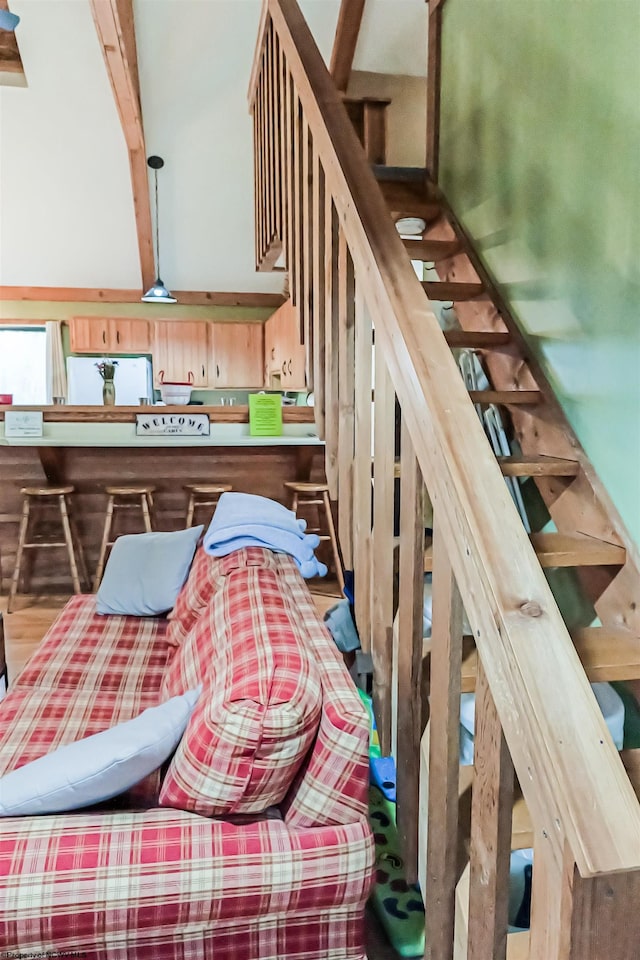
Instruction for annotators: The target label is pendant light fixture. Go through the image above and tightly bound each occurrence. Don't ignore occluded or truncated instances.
[142,155,177,304]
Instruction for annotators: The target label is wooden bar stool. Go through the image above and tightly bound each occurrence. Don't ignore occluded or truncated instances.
[8,486,88,612]
[93,486,155,591]
[283,481,344,590]
[184,484,232,528]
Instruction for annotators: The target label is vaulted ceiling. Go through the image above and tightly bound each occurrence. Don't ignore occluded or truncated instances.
[0,0,426,297]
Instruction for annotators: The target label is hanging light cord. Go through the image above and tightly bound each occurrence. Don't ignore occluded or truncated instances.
[153,169,161,279]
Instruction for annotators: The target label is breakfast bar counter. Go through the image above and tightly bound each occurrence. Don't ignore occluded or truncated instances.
[0,406,326,592]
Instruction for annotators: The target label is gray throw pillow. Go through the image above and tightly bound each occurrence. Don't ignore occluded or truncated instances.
[96,526,204,616]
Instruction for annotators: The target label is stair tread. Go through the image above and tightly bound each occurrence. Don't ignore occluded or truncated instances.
[392,454,578,480]
[444,329,511,348]
[529,531,626,567]
[403,236,462,261]
[507,931,530,960]
[422,280,485,300]
[372,164,429,182]
[468,390,542,405]
[460,626,640,690]
[497,455,580,477]
[424,532,626,572]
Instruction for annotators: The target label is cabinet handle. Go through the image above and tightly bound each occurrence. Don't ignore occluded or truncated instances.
[288,359,292,375]
[102,330,106,344]
[282,361,287,376]
[202,364,205,378]
[216,364,220,378]
[271,348,275,359]
[116,330,120,344]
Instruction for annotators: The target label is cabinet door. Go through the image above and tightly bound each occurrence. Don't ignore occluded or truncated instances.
[69,317,109,353]
[280,302,307,390]
[212,323,264,388]
[152,321,209,387]
[109,318,150,353]
[264,315,279,386]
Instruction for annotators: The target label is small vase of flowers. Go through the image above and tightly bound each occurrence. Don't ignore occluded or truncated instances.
[95,359,118,406]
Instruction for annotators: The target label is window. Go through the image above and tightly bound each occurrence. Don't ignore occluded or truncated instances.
[0,326,47,404]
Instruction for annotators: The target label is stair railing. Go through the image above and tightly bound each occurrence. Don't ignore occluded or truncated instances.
[249,3,640,957]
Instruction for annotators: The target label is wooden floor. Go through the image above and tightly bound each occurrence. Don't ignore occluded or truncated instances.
[0,587,402,959]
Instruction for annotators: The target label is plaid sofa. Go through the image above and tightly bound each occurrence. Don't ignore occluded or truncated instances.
[0,550,374,959]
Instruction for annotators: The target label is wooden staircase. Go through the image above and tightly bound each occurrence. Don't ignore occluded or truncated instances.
[249,3,640,957]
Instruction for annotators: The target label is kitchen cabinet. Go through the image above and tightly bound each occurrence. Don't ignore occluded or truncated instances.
[264,300,307,390]
[69,317,150,354]
[152,321,209,388]
[211,323,264,388]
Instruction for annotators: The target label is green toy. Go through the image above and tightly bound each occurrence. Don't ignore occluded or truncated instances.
[368,785,425,957]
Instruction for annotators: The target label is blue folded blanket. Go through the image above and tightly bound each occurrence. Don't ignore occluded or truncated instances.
[203,492,328,579]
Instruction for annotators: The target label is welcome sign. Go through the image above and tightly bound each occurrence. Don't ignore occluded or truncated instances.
[135,413,210,436]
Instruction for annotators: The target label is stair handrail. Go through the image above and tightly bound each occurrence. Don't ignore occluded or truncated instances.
[249,0,640,880]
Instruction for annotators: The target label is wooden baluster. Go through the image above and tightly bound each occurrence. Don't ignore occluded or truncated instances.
[563,857,640,960]
[337,229,355,570]
[324,194,339,498]
[301,116,313,362]
[395,422,425,883]
[353,284,373,653]
[271,31,281,245]
[253,104,261,268]
[292,91,302,309]
[371,348,395,744]
[263,30,272,249]
[286,73,296,301]
[426,520,464,960]
[467,659,514,960]
[311,148,325,434]
[283,62,293,276]
[277,36,286,254]
[267,25,276,247]
[259,64,268,260]
[255,70,263,264]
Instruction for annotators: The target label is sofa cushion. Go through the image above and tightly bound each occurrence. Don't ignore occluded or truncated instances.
[96,526,203,617]
[0,688,201,816]
[13,595,170,697]
[167,545,277,647]
[0,687,166,806]
[159,565,322,816]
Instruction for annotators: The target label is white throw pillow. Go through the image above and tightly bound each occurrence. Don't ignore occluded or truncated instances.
[0,687,201,816]
[96,526,204,616]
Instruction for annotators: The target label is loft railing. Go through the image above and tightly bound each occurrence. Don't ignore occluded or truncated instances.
[249,2,640,957]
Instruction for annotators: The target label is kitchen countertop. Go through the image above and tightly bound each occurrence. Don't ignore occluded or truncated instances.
[0,405,323,447]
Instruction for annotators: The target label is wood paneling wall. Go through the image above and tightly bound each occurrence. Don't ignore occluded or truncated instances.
[0,445,324,592]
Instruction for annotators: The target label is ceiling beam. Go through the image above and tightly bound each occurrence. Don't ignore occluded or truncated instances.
[90,0,155,292]
[330,0,366,93]
[0,286,286,308]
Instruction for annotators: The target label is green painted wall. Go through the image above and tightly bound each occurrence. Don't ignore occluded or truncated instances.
[440,0,640,548]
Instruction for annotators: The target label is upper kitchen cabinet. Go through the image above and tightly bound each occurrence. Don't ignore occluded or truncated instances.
[152,320,209,388]
[264,300,307,390]
[211,323,264,388]
[69,317,150,354]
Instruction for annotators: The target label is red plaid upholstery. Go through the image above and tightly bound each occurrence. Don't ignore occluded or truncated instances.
[160,566,322,815]
[14,594,169,697]
[167,546,276,647]
[0,687,163,804]
[271,554,371,828]
[0,809,373,958]
[0,553,374,958]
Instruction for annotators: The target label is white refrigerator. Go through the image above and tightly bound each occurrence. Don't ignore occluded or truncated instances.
[67,357,153,405]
